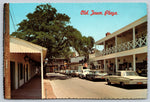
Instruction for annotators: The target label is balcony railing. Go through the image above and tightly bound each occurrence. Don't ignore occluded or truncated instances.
[95,35,147,57]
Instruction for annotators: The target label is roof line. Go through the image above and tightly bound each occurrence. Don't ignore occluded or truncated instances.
[10,36,47,51]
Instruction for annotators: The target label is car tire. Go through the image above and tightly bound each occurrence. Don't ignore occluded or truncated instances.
[107,80,111,85]
[85,76,88,79]
[91,77,94,81]
[120,82,125,87]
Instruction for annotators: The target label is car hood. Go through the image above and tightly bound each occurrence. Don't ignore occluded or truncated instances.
[124,76,147,80]
[96,73,107,76]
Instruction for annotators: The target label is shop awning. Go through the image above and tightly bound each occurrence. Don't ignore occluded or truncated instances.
[10,36,47,62]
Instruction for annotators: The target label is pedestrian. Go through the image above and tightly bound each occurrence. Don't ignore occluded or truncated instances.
[83,62,88,69]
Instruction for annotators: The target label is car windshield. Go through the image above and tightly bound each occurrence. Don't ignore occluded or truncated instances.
[83,70,89,73]
[78,70,81,72]
[125,72,138,76]
[94,71,100,74]
[89,71,93,74]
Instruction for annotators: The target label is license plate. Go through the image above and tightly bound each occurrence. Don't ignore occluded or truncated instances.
[137,82,143,84]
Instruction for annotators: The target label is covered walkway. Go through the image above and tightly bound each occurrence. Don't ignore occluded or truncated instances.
[11,75,41,99]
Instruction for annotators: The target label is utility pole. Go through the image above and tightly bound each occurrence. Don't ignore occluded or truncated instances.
[4,3,11,99]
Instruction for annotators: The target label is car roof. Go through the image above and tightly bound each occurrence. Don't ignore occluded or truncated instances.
[117,70,136,72]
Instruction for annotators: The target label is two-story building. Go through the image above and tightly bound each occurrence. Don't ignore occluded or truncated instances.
[46,58,68,72]
[68,56,85,70]
[90,15,147,76]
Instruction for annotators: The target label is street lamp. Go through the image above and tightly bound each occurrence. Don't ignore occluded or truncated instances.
[24,55,29,62]
[45,58,48,64]
[44,58,48,78]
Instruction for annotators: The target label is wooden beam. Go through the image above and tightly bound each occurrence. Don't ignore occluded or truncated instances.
[4,3,11,99]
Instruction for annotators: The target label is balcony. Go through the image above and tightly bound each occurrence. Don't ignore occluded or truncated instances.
[95,35,147,57]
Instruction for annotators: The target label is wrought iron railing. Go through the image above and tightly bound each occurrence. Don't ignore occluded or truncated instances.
[95,35,147,57]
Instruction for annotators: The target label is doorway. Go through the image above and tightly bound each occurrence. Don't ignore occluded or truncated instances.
[10,61,15,90]
[26,64,28,82]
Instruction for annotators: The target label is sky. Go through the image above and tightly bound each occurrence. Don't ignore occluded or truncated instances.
[9,3,147,50]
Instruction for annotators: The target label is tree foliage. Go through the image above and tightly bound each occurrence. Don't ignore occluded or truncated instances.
[11,4,95,59]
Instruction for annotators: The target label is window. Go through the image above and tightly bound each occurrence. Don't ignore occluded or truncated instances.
[125,72,138,76]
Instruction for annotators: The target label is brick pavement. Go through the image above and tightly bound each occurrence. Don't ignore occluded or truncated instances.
[44,79,56,99]
[11,75,56,99]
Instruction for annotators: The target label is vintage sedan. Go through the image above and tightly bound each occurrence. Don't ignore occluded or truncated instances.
[65,70,70,75]
[68,70,74,76]
[86,70,107,80]
[105,71,147,87]
[79,69,90,79]
[71,70,78,77]
[74,70,82,77]
[59,70,65,74]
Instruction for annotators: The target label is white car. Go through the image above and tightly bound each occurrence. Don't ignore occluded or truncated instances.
[65,70,70,75]
[68,70,74,75]
[86,70,108,80]
[74,70,82,77]
[79,69,90,79]
[105,71,147,87]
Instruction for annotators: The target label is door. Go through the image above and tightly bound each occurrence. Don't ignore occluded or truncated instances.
[26,64,28,81]
[10,61,15,90]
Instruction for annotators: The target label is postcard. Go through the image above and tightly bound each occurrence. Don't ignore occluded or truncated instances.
[3,2,148,99]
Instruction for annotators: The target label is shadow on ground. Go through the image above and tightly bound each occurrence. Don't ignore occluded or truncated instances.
[106,83,147,90]
[83,78,106,82]
[45,74,73,80]
[91,79,106,82]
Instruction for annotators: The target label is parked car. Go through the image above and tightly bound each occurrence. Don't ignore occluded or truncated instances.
[105,71,147,87]
[68,70,74,76]
[54,70,59,73]
[86,70,107,80]
[73,70,82,77]
[71,70,77,77]
[79,69,90,79]
[65,70,70,75]
[59,70,65,74]
[140,69,147,77]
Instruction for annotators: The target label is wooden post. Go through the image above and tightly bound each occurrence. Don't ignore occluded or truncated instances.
[115,57,118,72]
[133,54,136,71]
[4,3,11,99]
[103,41,105,50]
[41,52,44,98]
[104,59,106,71]
[115,36,117,52]
[133,27,135,48]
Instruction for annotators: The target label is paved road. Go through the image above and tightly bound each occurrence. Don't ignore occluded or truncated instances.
[46,73,147,99]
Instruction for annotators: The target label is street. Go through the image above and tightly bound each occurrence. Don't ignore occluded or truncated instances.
[46,73,147,99]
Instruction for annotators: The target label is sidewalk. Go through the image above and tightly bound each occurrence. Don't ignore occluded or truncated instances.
[11,75,41,99]
[44,79,56,99]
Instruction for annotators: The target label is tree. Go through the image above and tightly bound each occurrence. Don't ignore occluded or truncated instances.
[11,4,94,59]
